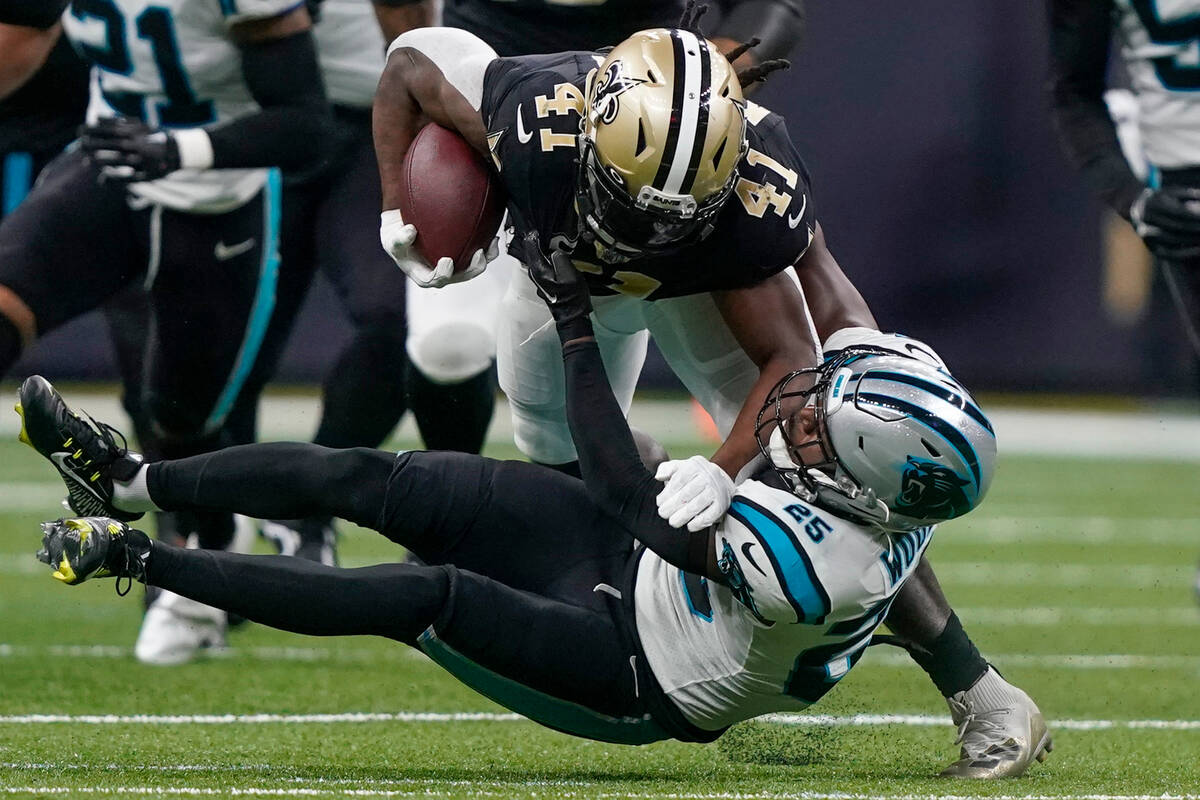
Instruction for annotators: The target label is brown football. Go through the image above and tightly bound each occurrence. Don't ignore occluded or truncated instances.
[398,123,506,273]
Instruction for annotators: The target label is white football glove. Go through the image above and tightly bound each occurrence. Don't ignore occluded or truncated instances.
[379,209,496,289]
[655,456,736,532]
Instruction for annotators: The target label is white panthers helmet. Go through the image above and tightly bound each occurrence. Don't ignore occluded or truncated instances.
[755,346,996,531]
[822,326,948,370]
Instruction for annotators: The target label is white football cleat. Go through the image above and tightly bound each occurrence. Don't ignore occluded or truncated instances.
[939,667,1052,778]
[134,590,227,666]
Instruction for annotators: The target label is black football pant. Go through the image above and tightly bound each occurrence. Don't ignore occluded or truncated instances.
[0,149,319,549]
[140,444,672,740]
[0,149,312,445]
[1157,168,1200,360]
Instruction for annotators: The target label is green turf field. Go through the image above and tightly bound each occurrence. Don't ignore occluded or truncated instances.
[0,410,1198,799]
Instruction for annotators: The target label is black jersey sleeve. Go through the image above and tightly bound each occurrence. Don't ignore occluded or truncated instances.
[1047,0,1143,220]
[0,0,69,28]
[481,53,595,253]
[562,337,719,580]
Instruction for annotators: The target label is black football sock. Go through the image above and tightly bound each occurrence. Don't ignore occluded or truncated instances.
[145,544,449,645]
[409,366,494,454]
[0,313,22,374]
[146,442,394,530]
[904,612,989,698]
[313,320,409,449]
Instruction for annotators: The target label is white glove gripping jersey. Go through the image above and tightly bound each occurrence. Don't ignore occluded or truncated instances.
[634,479,933,731]
[1113,0,1200,168]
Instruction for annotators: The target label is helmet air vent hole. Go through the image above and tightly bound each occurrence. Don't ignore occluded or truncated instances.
[711,137,727,169]
[637,119,647,156]
[647,69,657,83]
[921,439,940,457]
[858,436,865,451]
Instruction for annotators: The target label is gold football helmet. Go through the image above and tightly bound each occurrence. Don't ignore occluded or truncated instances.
[577,28,747,262]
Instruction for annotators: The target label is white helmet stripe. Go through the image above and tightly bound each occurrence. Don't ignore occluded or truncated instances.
[661,29,704,195]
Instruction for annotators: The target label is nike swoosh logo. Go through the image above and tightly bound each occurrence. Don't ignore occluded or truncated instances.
[741,541,768,577]
[214,238,256,261]
[516,103,532,144]
[787,194,807,229]
[903,341,937,361]
[50,451,102,502]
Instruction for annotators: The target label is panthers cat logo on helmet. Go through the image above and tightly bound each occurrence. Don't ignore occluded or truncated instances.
[576,28,747,261]
[895,457,972,522]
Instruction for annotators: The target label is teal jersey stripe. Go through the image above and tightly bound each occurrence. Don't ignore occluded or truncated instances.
[219,0,238,16]
[418,627,670,745]
[2,152,34,216]
[203,169,281,433]
[727,499,831,624]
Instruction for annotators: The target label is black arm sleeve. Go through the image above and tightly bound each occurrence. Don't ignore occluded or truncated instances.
[0,0,68,29]
[713,0,805,62]
[205,29,344,171]
[1047,0,1144,219]
[562,339,719,580]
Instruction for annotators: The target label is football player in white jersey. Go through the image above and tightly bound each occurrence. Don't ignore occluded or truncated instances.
[19,243,1050,769]
[374,19,1048,777]
[1048,0,1200,601]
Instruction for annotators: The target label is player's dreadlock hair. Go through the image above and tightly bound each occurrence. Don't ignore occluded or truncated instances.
[677,0,790,88]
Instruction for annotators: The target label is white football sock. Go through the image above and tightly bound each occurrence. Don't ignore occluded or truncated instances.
[112,460,159,513]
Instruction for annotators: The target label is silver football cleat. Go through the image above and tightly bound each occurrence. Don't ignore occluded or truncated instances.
[939,667,1052,778]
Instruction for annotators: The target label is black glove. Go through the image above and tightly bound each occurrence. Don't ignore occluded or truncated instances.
[523,231,594,343]
[80,117,182,183]
[1130,186,1200,262]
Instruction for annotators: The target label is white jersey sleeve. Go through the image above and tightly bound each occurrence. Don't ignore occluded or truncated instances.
[386,28,498,112]
[1113,0,1200,169]
[219,0,303,26]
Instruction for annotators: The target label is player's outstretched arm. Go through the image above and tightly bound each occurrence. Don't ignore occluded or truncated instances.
[706,269,820,481]
[792,223,876,340]
[524,234,720,579]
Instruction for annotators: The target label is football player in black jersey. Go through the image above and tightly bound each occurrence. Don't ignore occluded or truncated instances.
[373,10,1048,778]
[366,0,807,486]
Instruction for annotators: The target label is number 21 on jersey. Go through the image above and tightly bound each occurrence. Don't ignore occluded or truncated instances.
[70,0,214,126]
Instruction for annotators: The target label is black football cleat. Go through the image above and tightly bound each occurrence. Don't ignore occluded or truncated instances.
[36,517,152,591]
[16,375,144,521]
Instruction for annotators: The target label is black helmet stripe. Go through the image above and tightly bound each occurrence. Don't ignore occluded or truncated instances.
[652,29,709,195]
[680,33,711,195]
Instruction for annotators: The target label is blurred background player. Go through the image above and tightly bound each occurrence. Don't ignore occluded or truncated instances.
[1047,0,1200,597]
[0,0,348,662]
[0,11,87,221]
[375,15,1048,778]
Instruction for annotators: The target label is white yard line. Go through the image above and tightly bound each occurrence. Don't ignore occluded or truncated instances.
[2,788,1200,800]
[0,711,1197,731]
[0,642,1194,669]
